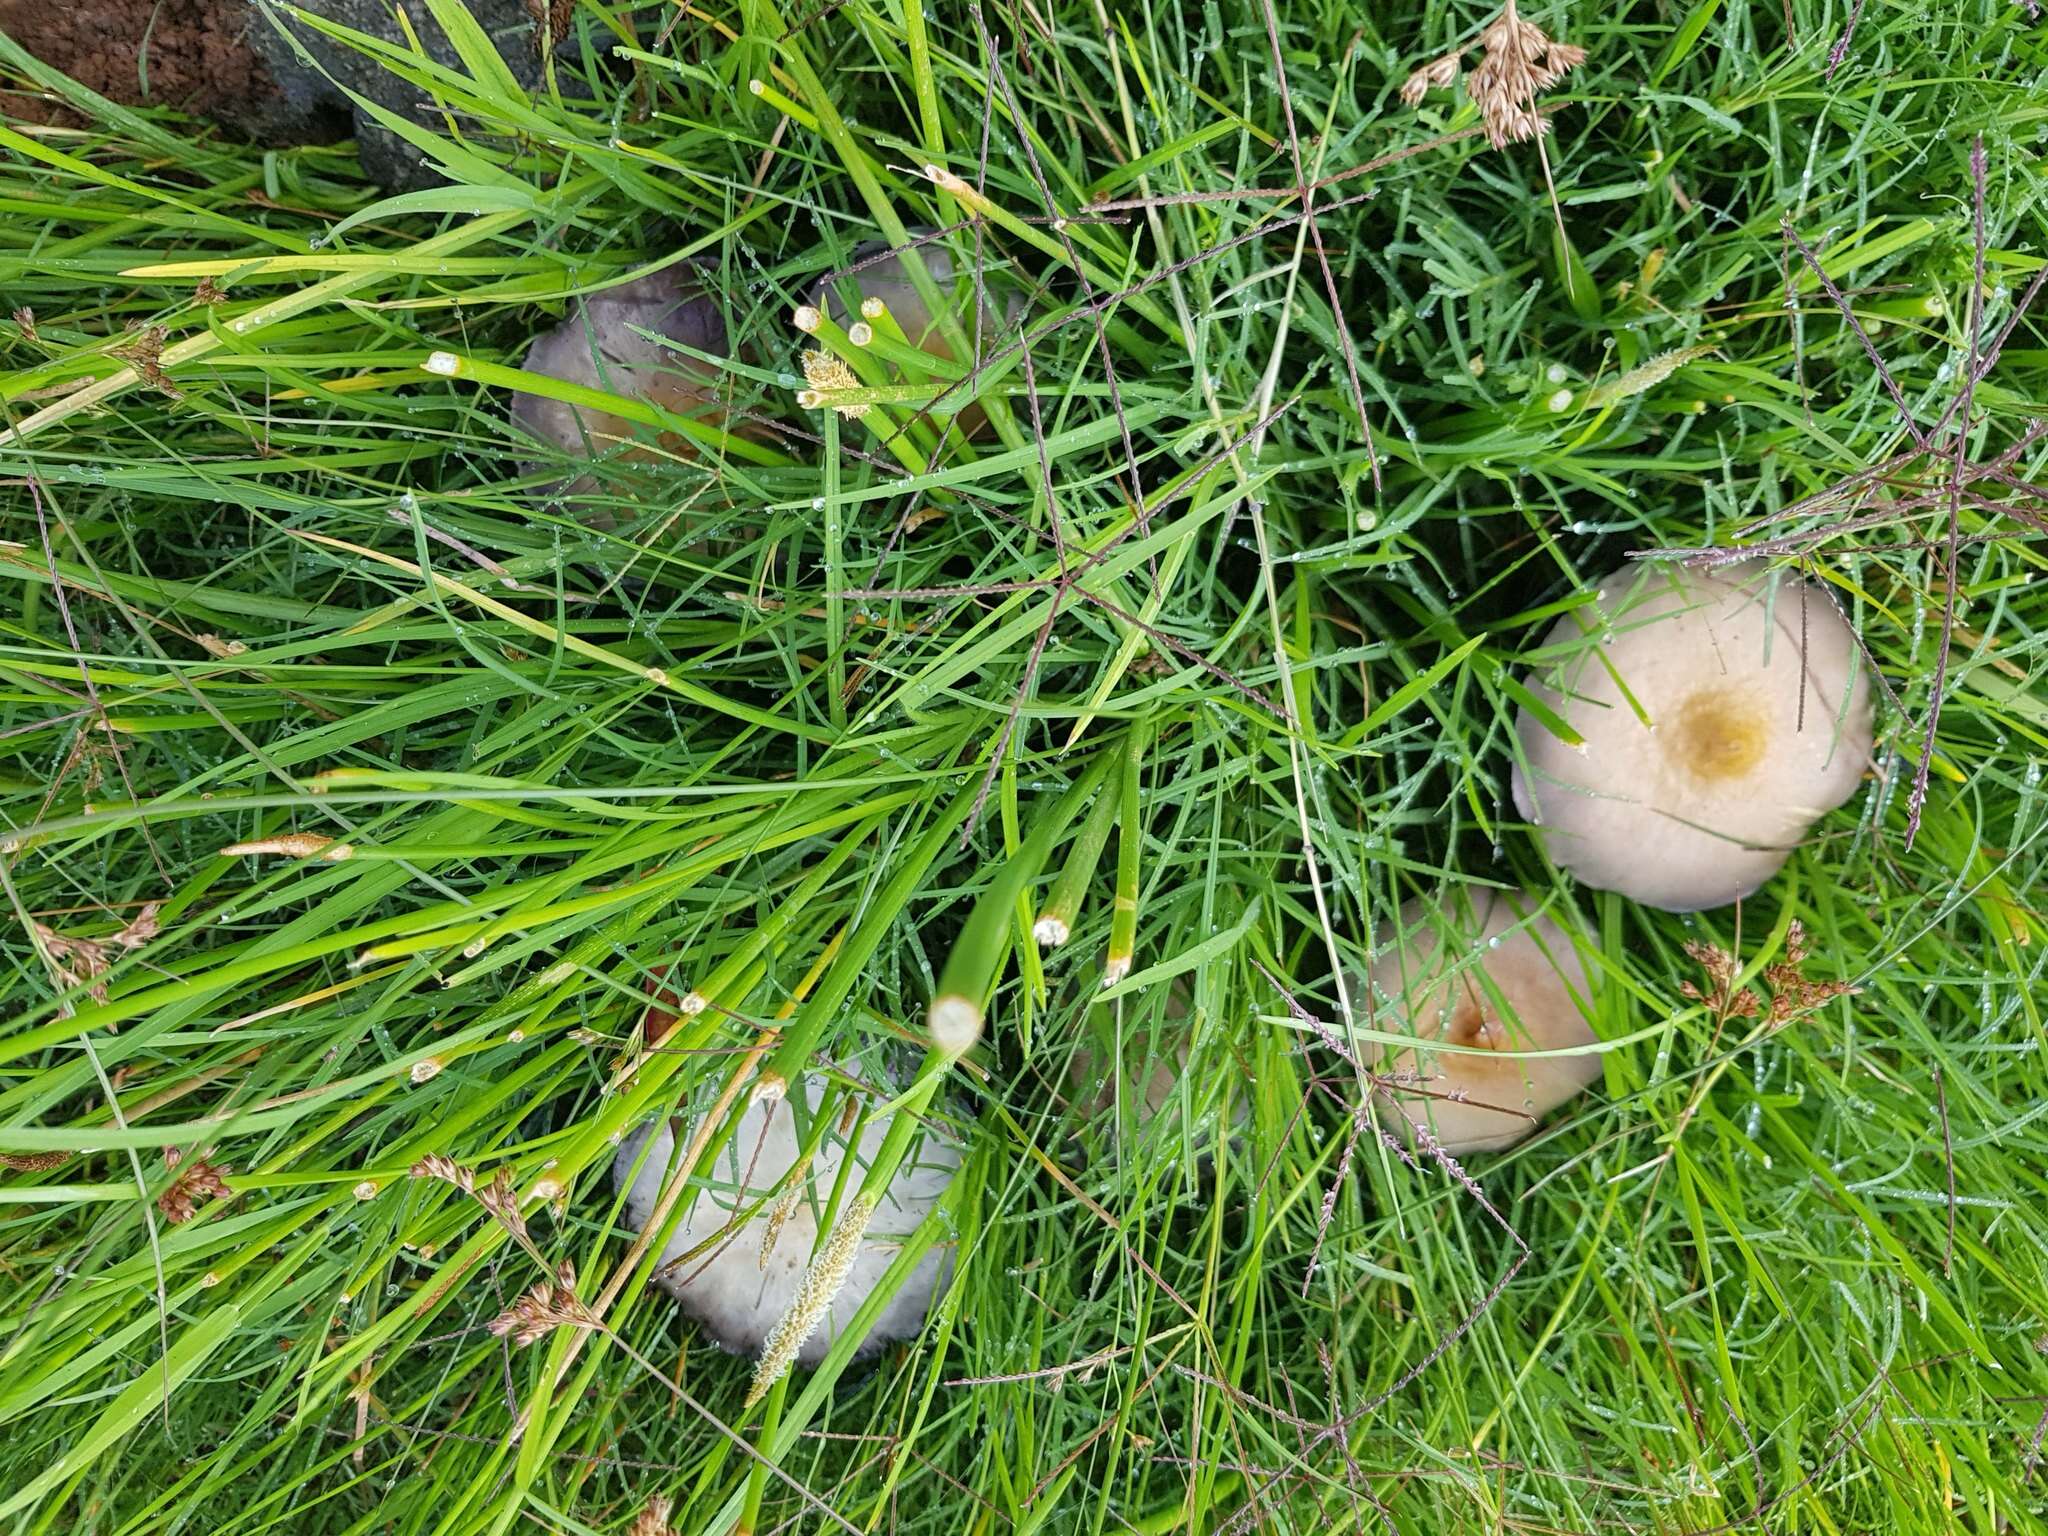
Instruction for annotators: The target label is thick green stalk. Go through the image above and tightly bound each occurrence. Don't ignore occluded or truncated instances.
[1104,720,1148,986]
[928,749,1115,1052]
[1033,769,1121,948]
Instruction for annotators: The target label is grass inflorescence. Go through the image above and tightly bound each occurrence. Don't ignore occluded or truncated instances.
[2,0,2047,1532]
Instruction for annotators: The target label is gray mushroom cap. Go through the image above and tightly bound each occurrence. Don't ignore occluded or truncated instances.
[1511,560,1874,911]
[510,267,732,471]
[1363,888,1602,1154]
[613,1075,958,1365]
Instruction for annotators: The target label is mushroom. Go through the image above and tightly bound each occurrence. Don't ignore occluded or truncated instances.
[803,235,1016,438]
[613,1075,959,1364]
[1511,560,1874,911]
[1066,1009,1190,1131]
[1063,984,1252,1141]
[1363,888,1601,1154]
[510,266,738,499]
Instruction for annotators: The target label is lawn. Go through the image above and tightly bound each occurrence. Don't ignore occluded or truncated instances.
[2,1,2046,1533]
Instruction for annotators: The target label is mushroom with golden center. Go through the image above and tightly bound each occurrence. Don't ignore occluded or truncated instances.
[1511,560,1874,911]
[613,1075,959,1365]
[509,266,739,490]
[1363,888,1602,1154]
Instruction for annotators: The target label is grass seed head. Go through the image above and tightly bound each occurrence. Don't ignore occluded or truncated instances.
[1469,1,1585,147]
[1400,1,1585,148]
[33,902,162,1007]
[158,1148,231,1224]
[0,1151,71,1173]
[410,1153,476,1192]
[799,349,868,418]
[744,1191,877,1407]
[488,1266,591,1348]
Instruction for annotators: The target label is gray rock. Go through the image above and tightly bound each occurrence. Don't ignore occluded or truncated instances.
[243,0,544,188]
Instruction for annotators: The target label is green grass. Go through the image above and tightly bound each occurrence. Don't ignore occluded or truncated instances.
[3,0,2047,1532]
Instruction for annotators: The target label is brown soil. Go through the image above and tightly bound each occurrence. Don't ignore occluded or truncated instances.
[2,0,285,130]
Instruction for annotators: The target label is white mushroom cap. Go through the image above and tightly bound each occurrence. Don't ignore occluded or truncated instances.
[1511,560,1874,911]
[1364,888,1601,1154]
[510,267,731,469]
[613,1076,958,1364]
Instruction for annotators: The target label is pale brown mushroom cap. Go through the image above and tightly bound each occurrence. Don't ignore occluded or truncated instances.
[510,267,731,470]
[809,240,1009,360]
[1511,561,1874,911]
[1364,889,1601,1154]
[809,237,1016,438]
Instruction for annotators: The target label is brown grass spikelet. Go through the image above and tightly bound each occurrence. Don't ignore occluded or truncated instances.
[1399,0,1586,148]
[1682,921,1859,1027]
[408,1152,477,1192]
[159,1147,231,1224]
[33,901,163,1007]
[488,1262,594,1348]
[1760,921,1861,1023]
[1398,51,1461,107]
[1,1150,73,1173]
[1679,939,1760,1019]
[628,1497,677,1536]
[113,324,181,399]
[525,0,573,54]
[476,1165,532,1242]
